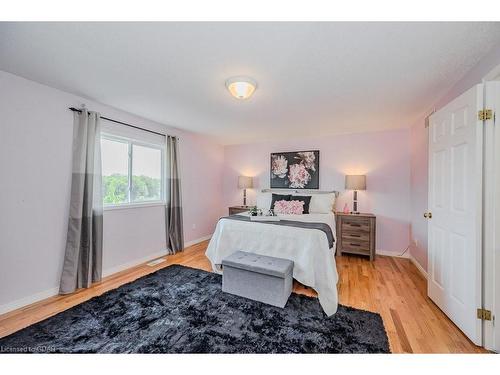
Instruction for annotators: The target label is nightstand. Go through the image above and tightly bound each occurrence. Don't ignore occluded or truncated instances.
[228,206,250,215]
[335,212,376,261]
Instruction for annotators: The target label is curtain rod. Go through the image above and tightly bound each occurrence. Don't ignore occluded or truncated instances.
[68,107,168,138]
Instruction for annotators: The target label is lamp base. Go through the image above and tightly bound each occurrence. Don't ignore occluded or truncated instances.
[352,190,359,214]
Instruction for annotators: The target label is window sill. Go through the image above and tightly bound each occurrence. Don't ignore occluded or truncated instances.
[104,201,166,211]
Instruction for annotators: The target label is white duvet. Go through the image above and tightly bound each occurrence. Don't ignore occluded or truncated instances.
[205,212,339,316]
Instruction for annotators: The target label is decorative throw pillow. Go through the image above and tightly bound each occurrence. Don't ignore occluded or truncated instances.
[274,200,305,215]
[270,193,292,210]
[309,193,336,213]
[290,195,312,214]
[255,192,272,210]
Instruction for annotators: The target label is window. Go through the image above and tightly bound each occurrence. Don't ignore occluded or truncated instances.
[101,138,129,205]
[131,144,162,202]
[101,134,164,207]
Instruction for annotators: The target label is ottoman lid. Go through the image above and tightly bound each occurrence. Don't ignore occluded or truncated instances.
[222,251,293,278]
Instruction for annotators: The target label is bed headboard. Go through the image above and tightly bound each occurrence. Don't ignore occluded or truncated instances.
[261,188,340,198]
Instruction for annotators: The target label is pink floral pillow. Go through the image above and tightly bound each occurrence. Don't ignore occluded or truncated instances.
[273,200,304,215]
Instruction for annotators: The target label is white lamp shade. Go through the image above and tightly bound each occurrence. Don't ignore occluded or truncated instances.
[238,176,253,189]
[345,175,366,190]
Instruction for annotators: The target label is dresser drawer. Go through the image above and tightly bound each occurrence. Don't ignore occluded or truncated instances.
[342,240,371,254]
[341,219,370,232]
[342,230,370,242]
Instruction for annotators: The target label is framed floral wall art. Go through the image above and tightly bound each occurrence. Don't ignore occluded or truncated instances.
[270,150,319,189]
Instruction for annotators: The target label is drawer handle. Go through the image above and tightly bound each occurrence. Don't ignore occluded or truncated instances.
[350,234,361,237]
[350,243,361,247]
[349,224,361,227]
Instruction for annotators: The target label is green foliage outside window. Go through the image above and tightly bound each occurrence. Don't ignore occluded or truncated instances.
[103,174,161,205]
[132,175,161,202]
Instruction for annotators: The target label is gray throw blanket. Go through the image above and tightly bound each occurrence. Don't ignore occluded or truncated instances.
[222,215,335,249]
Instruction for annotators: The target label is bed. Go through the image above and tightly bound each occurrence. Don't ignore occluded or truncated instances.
[205,190,339,316]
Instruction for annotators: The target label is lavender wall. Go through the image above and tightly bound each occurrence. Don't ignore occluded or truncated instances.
[0,70,224,313]
[409,42,500,271]
[409,122,429,269]
[223,129,411,254]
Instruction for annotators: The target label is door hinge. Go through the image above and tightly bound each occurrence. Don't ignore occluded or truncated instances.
[477,308,492,321]
[478,109,493,121]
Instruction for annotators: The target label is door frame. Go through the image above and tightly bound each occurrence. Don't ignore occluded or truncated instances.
[482,69,500,352]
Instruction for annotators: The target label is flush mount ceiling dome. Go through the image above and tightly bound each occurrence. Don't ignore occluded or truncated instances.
[225,76,257,100]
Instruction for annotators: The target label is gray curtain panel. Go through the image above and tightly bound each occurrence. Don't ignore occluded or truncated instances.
[165,135,184,254]
[60,109,103,294]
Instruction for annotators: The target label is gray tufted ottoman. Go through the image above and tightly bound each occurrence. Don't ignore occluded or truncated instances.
[222,251,294,308]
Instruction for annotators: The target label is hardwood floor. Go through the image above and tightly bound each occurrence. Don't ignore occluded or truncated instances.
[0,241,485,353]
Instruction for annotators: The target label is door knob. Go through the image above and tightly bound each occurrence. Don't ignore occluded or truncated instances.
[424,212,432,219]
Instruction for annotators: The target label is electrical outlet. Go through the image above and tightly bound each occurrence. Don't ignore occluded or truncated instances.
[414,238,419,247]
[192,223,196,230]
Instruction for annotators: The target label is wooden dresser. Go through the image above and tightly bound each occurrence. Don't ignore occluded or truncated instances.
[335,212,376,261]
[228,206,250,215]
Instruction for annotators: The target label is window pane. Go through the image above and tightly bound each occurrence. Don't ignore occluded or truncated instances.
[101,138,129,205]
[131,144,162,202]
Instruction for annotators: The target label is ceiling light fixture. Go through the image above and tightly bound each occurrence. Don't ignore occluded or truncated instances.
[225,76,257,100]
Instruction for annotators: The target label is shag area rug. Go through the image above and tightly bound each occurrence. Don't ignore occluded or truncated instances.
[0,265,390,353]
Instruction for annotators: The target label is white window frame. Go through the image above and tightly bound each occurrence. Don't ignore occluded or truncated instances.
[101,133,165,210]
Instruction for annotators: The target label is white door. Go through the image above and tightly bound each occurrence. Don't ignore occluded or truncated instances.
[427,84,483,345]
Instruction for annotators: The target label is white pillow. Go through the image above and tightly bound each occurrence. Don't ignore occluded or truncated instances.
[255,192,272,210]
[293,192,336,213]
[310,193,336,213]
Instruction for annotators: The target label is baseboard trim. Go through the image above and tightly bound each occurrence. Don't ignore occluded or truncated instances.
[0,250,170,316]
[0,287,60,316]
[102,250,169,278]
[409,255,428,279]
[0,236,214,316]
[376,250,410,258]
[184,234,212,248]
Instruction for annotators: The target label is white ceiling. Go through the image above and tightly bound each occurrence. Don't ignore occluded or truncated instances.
[1,22,500,145]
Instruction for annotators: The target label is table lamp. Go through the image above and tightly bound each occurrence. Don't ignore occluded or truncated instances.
[238,176,253,207]
[345,175,366,214]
